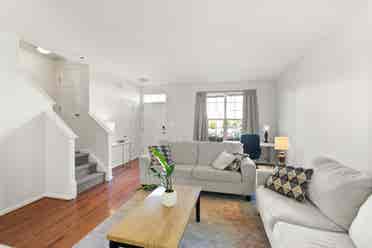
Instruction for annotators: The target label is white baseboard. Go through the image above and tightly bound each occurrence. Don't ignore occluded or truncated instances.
[111,157,139,169]
[0,194,44,216]
[44,192,74,200]
[0,179,77,216]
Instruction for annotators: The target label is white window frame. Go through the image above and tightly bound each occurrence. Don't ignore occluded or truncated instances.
[207,92,243,141]
[143,94,167,103]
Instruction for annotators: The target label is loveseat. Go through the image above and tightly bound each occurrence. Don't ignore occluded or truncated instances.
[139,141,256,198]
[256,157,372,248]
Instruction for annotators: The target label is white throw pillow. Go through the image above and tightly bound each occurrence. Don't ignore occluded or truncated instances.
[308,158,372,230]
[349,195,372,248]
[211,151,236,170]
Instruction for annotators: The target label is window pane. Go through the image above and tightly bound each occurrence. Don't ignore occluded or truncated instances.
[225,119,242,141]
[207,96,224,119]
[226,95,243,119]
[208,119,224,142]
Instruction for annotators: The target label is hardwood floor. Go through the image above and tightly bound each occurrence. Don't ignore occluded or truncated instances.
[0,160,140,248]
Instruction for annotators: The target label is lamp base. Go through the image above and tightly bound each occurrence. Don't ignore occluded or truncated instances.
[277,152,286,167]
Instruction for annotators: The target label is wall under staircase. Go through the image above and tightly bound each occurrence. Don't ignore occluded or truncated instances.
[1,33,117,215]
[0,33,78,215]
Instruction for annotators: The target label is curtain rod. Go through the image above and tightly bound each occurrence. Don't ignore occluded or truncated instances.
[199,89,257,94]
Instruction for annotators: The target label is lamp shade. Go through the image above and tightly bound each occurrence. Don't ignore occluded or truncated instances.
[275,137,289,150]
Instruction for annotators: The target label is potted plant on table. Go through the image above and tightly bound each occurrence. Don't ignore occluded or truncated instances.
[150,147,177,207]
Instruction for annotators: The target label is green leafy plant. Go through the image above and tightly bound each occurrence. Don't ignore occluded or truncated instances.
[138,184,158,192]
[149,147,175,193]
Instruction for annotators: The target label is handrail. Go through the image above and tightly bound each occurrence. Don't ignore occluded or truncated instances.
[88,112,115,135]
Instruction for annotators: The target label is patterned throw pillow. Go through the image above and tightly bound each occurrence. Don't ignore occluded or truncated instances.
[148,145,173,166]
[265,166,314,202]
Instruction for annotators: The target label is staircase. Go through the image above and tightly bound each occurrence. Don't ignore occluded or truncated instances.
[75,151,105,194]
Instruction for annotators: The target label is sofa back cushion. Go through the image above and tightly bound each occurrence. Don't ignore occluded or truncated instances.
[308,157,372,230]
[349,195,372,248]
[197,142,243,166]
[169,141,198,165]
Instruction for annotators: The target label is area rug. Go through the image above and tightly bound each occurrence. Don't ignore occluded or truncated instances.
[73,190,270,248]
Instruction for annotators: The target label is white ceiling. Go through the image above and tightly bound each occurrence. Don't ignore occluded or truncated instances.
[0,0,367,84]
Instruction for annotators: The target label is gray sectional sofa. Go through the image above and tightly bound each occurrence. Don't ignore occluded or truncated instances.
[256,157,372,248]
[139,141,256,198]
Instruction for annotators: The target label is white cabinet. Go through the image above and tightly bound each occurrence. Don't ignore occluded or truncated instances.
[112,142,132,168]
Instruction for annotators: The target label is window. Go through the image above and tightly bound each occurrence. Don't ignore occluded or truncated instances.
[143,94,167,103]
[207,93,243,142]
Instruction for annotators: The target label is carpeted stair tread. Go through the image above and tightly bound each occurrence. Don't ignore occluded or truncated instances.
[75,152,89,158]
[75,152,89,166]
[77,172,105,194]
[77,172,105,184]
[75,152,105,194]
[75,162,95,171]
[75,162,97,180]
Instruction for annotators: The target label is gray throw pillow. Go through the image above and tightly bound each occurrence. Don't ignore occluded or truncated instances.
[225,153,249,172]
[308,157,372,230]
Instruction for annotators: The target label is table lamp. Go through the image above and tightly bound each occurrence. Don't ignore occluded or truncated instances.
[274,137,289,167]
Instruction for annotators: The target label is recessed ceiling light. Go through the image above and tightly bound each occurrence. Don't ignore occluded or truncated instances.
[36,47,51,55]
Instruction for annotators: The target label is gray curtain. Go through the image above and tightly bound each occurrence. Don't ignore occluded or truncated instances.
[242,89,259,134]
[193,92,208,141]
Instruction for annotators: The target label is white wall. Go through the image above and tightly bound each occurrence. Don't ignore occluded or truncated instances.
[369,90,372,170]
[142,80,277,149]
[277,9,371,173]
[45,111,77,200]
[0,33,53,212]
[0,114,45,214]
[0,33,77,215]
[18,43,58,102]
[0,34,53,141]
[90,78,142,158]
[0,111,78,215]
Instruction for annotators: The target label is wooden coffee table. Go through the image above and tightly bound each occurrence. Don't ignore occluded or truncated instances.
[107,185,202,248]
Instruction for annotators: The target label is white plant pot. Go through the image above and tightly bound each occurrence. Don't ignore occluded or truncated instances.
[162,190,177,207]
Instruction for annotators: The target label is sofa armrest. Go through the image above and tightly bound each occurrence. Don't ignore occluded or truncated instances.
[240,157,256,185]
[139,154,151,169]
[139,155,151,184]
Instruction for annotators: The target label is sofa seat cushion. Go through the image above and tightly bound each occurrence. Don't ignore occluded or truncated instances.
[150,164,194,180]
[256,186,344,233]
[349,195,372,248]
[192,166,242,183]
[273,222,355,248]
